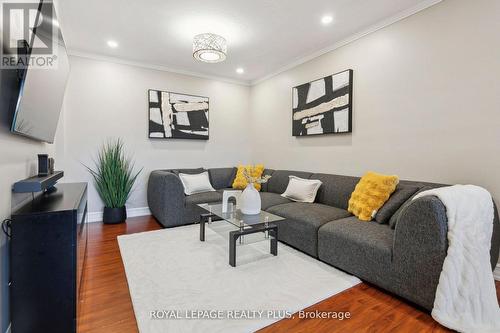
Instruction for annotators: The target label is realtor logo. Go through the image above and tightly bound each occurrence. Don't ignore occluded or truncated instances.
[1,1,58,69]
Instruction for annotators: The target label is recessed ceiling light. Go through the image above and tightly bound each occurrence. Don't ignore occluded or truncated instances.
[107,40,118,48]
[236,68,244,74]
[321,15,333,25]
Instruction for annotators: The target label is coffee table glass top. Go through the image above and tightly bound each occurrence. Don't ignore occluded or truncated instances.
[197,203,284,229]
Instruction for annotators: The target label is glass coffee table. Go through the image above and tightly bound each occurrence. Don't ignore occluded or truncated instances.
[198,203,285,267]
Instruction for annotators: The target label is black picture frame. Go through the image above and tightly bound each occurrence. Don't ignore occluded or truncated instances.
[148,89,210,140]
[292,69,353,137]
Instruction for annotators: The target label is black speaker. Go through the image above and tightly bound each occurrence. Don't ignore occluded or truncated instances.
[48,158,55,174]
[38,154,49,177]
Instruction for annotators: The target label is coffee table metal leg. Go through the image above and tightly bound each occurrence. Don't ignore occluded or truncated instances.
[200,213,217,241]
[200,213,215,242]
[229,231,239,267]
[227,224,278,267]
[239,222,243,244]
[269,227,278,256]
[200,215,205,241]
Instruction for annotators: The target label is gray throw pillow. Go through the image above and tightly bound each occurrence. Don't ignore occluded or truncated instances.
[375,185,420,224]
[389,186,433,229]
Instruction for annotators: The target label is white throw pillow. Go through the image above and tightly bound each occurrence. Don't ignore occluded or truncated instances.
[281,176,322,203]
[178,172,215,195]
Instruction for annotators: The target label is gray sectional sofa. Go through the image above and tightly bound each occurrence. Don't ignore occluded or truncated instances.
[147,167,500,311]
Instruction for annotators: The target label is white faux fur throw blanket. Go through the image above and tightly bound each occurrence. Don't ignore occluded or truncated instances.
[413,185,500,333]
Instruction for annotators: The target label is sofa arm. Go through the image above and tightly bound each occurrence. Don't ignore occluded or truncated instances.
[392,196,448,310]
[394,196,500,270]
[147,171,185,227]
[394,196,448,263]
[393,195,500,310]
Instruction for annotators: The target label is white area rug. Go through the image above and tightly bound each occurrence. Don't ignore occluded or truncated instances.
[118,224,360,333]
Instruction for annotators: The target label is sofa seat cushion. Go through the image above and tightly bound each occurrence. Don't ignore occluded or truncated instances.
[267,203,351,257]
[185,191,222,205]
[318,217,394,286]
[268,202,351,224]
[260,192,292,210]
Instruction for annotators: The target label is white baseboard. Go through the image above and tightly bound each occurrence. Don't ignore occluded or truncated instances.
[494,263,500,281]
[88,207,151,223]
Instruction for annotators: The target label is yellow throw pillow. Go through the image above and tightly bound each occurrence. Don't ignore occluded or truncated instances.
[348,172,399,221]
[232,164,265,191]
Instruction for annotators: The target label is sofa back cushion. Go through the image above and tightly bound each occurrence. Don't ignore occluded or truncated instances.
[208,167,237,190]
[171,168,205,175]
[311,173,360,210]
[260,169,275,192]
[267,170,312,194]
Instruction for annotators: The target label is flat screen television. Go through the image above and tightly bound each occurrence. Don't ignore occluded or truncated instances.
[8,0,69,143]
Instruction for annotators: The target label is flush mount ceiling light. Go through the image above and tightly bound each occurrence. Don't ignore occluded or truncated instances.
[193,33,227,63]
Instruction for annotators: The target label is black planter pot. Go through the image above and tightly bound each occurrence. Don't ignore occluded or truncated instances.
[103,206,127,224]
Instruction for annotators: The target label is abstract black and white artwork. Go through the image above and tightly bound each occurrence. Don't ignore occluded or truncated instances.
[148,89,209,140]
[292,69,353,136]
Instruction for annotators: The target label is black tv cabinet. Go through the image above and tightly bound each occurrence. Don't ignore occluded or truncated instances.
[10,182,88,333]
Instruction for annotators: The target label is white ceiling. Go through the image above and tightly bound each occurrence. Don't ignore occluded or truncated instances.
[57,0,439,84]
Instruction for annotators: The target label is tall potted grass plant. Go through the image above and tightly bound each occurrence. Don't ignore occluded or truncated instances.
[85,139,142,224]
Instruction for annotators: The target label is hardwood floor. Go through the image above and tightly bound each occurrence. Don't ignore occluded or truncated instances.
[78,216,500,333]
[78,216,160,333]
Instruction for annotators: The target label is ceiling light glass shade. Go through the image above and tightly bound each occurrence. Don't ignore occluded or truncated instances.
[193,33,227,63]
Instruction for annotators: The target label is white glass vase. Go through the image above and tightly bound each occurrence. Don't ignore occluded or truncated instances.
[240,183,261,215]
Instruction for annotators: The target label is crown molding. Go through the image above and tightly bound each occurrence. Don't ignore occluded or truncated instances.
[250,0,443,85]
[66,50,251,86]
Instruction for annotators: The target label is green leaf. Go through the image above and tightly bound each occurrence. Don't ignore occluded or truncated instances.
[83,138,142,208]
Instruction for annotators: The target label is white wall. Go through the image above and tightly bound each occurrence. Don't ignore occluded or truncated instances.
[61,56,252,215]
[250,0,500,208]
